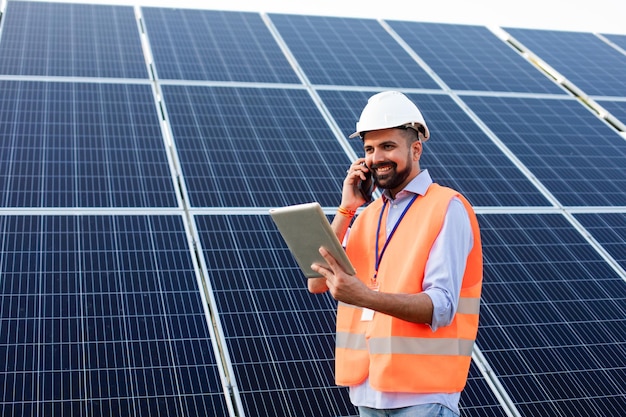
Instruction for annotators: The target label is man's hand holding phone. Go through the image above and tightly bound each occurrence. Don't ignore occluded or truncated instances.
[343,158,374,208]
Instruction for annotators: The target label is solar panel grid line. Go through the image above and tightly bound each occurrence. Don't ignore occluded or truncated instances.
[177,214,242,417]
[0,208,187,217]
[157,79,307,90]
[453,90,573,99]
[117,7,194,213]
[138,61,195,207]
[0,75,154,84]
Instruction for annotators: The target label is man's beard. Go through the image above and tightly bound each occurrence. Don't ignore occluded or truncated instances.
[372,161,412,191]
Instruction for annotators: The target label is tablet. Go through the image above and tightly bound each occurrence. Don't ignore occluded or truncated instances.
[269,202,356,278]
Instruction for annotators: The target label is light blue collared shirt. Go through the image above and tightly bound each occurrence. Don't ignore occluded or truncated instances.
[349,169,474,415]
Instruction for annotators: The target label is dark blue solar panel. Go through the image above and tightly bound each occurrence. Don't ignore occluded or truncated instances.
[0,215,229,416]
[387,21,565,94]
[194,214,356,417]
[460,364,509,417]
[269,14,440,89]
[318,89,551,207]
[0,1,148,78]
[504,28,626,97]
[0,80,177,208]
[461,95,626,206]
[574,212,626,271]
[161,85,350,207]
[141,8,299,83]
[478,213,626,416]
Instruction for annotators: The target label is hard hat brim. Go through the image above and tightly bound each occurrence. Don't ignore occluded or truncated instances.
[348,125,430,141]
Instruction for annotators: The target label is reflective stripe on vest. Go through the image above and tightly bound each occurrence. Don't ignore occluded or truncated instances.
[337,332,475,357]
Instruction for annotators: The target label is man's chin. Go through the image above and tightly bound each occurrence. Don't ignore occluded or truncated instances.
[374,178,391,189]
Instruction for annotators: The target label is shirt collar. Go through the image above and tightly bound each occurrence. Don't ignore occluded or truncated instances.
[382,169,432,203]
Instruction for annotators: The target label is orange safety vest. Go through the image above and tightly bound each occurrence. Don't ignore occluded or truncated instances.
[335,183,482,393]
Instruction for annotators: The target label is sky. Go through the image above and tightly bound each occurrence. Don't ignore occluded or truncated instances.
[18,0,626,35]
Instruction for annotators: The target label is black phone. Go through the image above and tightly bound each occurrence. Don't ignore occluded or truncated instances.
[358,164,375,203]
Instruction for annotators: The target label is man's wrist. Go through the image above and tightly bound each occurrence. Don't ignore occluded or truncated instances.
[337,206,356,218]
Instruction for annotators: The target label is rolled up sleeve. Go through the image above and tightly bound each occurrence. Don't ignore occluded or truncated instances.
[422,197,473,331]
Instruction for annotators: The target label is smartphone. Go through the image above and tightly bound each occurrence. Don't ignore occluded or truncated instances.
[358,163,375,203]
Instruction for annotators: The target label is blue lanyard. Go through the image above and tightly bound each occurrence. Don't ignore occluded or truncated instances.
[374,194,418,284]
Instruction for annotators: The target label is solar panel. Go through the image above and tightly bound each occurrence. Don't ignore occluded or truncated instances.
[461,95,626,206]
[504,27,626,97]
[0,80,178,208]
[0,1,148,78]
[268,14,441,89]
[141,8,300,83]
[0,214,231,416]
[386,21,566,94]
[318,89,552,206]
[161,85,350,207]
[477,213,626,416]
[194,214,356,417]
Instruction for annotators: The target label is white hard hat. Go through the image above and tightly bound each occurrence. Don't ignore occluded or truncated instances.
[349,91,430,141]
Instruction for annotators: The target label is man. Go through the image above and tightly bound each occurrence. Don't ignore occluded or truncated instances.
[310,91,483,417]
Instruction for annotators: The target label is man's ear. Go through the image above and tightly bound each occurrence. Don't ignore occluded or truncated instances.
[412,139,422,160]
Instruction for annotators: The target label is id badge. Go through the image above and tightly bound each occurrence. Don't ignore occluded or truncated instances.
[361,282,378,321]
[361,308,374,321]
